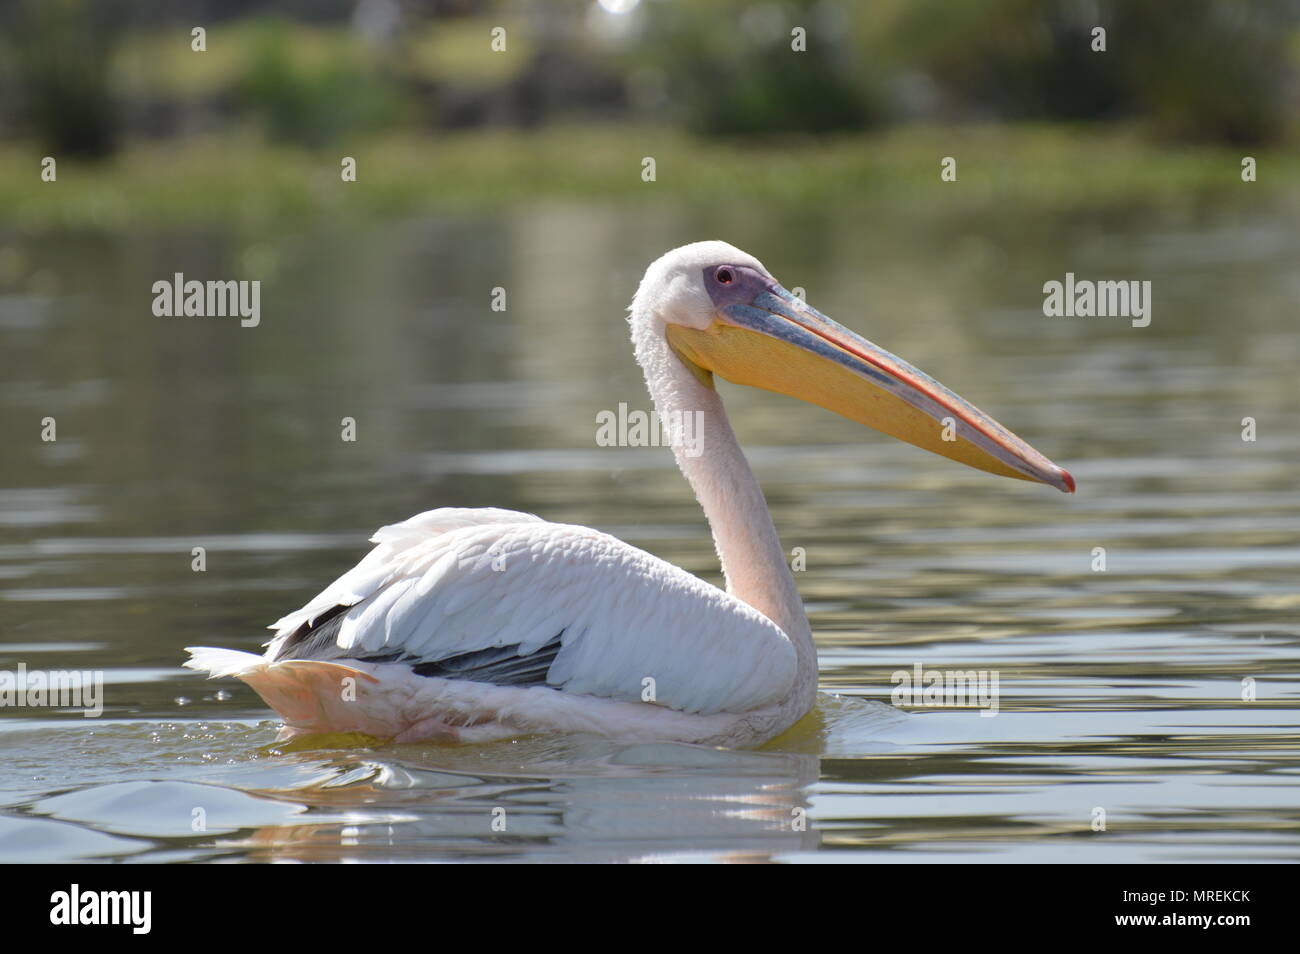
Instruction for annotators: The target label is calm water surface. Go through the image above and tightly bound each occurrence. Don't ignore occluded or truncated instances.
[1,201,1297,862]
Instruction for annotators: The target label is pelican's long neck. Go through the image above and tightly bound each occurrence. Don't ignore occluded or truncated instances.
[632,312,817,708]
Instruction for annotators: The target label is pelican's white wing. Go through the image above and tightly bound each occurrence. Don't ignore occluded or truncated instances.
[263,508,796,716]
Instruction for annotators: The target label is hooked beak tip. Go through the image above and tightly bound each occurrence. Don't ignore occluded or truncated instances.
[1059,468,1076,494]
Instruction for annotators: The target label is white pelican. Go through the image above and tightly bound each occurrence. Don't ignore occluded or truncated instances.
[185,241,1073,747]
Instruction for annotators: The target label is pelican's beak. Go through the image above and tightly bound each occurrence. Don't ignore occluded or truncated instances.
[665,266,1074,492]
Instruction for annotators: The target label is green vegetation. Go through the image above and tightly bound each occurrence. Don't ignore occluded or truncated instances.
[238,18,406,148]
[109,16,534,95]
[1,123,1292,231]
[2,1,1294,231]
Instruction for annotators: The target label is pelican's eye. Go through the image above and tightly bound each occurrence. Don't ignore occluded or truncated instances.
[715,267,734,285]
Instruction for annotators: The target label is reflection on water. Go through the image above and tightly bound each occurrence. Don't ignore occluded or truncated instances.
[1,200,1297,862]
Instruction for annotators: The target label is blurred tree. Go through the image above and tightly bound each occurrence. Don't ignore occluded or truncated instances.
[1111,0,1295,144]
[632,0,880,136]
[239,16,405,148]
[887,0,1125,120]
[3,0,122,159]
[889,0,1297,143]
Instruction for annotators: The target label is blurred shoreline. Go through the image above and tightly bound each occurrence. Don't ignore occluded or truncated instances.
[3,122,1296,232]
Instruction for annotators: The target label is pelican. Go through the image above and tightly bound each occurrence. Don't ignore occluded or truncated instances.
[185,241,1073,747]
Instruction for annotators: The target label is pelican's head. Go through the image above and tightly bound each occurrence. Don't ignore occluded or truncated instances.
[635,241,1074,493]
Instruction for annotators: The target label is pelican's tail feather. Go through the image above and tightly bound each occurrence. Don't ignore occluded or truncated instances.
[184,647,385,735]
[183,646,265,678]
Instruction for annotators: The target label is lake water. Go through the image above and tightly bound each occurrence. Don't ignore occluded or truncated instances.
[1,200,1297,862]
